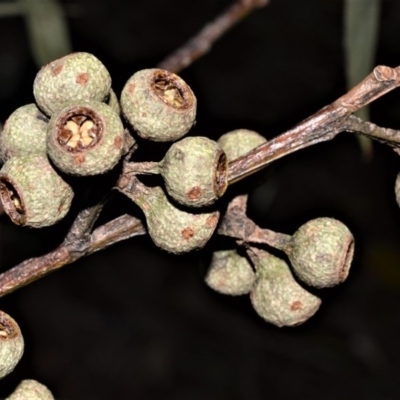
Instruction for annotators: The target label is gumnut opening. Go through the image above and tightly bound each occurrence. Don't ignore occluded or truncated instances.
[286,217,354,288]
[0,177,25,226]
[0,310,24,379]
[247,247,321,327]
[57,110,101,151]
[47,101,125,176]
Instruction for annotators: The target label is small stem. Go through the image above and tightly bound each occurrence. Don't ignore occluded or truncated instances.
[344,114,400,147]
[157,0,269,74]
[123,161,161,176]
[218,195,291,250]
[0,214,145,298]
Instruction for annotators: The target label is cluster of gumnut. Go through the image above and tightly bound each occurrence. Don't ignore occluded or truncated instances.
[0,52,355,332]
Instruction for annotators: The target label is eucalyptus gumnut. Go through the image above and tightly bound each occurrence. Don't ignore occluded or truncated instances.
[218,129,266,161]
[47,100,125,176]
[205,249,255,295]
[286,217,354,288]
[121,68,196,142]
[0,155,74,227]
[33,52,111,116]
[133,183,219,253]
[0,310,24,379]
[247,247,321,327]
[6,380,54,400]
[160,136,228,207]
[395,172,400,208]
[0,104,48,163]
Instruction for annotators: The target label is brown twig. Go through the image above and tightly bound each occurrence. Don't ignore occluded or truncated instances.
[157,0,269,74]
[0,214,145,298]
[217,195,291,250]
[228,65,400,184]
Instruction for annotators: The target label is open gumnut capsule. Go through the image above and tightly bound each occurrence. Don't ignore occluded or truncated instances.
[47,100,125,176]
[121,68,197,142]
[160,136,228,207]
[0,310,24,379]
[0,155,74,228]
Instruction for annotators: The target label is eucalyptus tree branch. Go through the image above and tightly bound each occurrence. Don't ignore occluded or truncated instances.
[228,65,400,184]
[157,0,269,74]
[0,213,145,298]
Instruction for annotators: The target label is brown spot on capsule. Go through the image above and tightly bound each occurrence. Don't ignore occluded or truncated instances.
[187,186,201,200]
[76,72,89,85]
[51,63,63,76]
[74,154,86,165]
[127,83,135,94]
[291,301,302,311]
[114,136,123,149]
[206,214,219,228]
[181,227,194,240]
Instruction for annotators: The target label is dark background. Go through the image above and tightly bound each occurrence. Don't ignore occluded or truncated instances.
[2,0,400,398]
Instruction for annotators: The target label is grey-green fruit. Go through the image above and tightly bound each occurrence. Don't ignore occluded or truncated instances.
[134,184,219,254]
[218,129,266,161]
[121,69,196,142]
[395,172,400,208]
[107,88,121,115]
[248,247,321,327]
[0,310,24,379]
[6,380,54,400]
[161,136,228,207]
[47,100,125,176]
[33,52,111,116]
[0,155,74,227]
[286,217,354,288]
[0,104,48,163]
[205,249,255,295]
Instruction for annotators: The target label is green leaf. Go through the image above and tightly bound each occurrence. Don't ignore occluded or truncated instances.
[18,0,72,67]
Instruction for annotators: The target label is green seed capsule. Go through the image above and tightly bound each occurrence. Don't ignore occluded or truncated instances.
[286,217,354,288]
[121,69,196,142]
[6,380,54,400]
[0,104,48,163]
[247,247,321,327]
[133,183,219,254]
[395,172,400,208]
[160,136,228,207]
[47,100,125,176]
[218,129,266,161]
[33,52,111,116]
[0,155,74,227]
[205,249,255,295]
[0,310,24,379]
